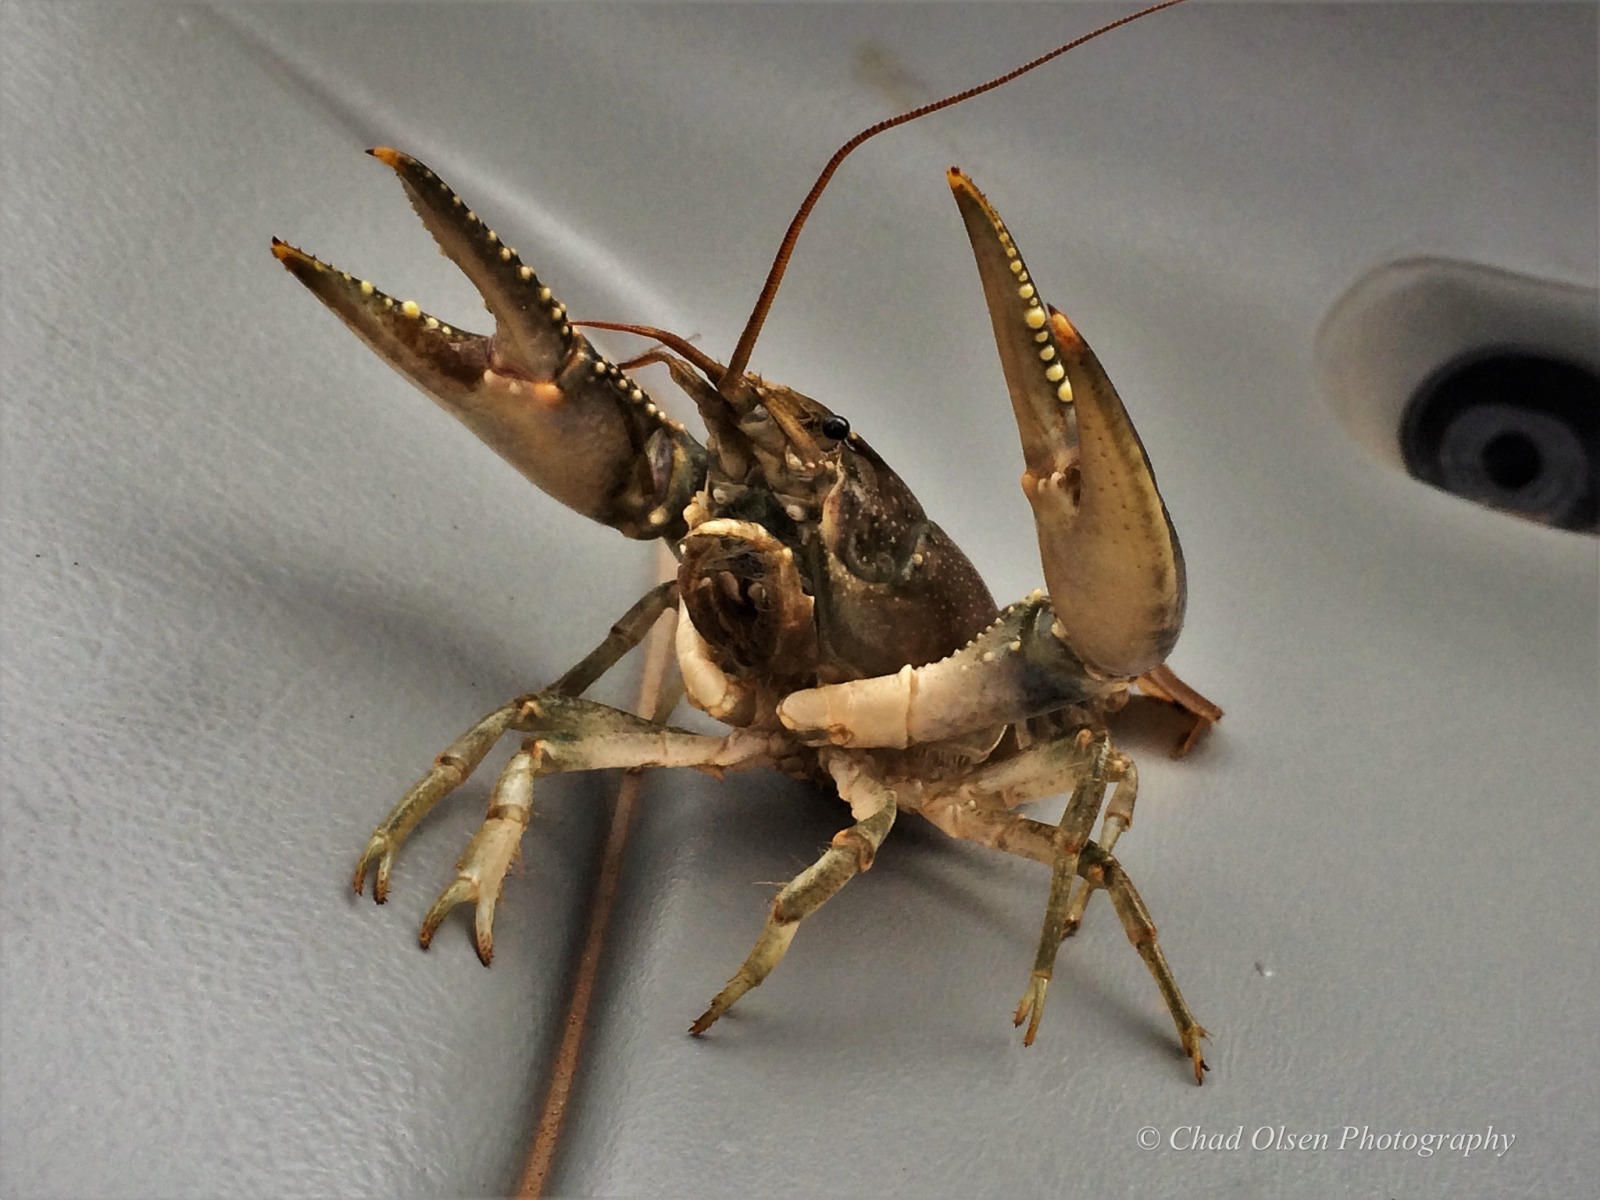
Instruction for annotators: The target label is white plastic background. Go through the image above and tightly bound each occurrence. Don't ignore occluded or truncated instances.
[3,4,1595,1198]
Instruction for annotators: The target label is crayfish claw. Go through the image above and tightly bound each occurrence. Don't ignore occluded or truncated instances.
[271,236,490,408]
[365,147,574,380]
[273,156,705,541]
[949,169,1186,681]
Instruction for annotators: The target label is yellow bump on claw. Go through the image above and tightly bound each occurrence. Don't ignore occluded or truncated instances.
[519,265,533,281]
[1018,283,1036,300]
[400,300,420,317]
[359,279,374,296]
[1039,345,1056,361]
[1057,381,1073,403]
[1045,363,1066,382]
[1025,308,1047,330]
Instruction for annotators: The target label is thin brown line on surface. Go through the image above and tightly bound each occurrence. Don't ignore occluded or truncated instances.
[518,552,679,1198]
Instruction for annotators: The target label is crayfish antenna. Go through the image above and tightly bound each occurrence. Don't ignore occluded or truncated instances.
[718,0,1191,390]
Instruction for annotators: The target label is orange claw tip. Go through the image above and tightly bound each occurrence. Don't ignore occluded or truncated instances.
[1046,307,1087,351]
[270,239,316,272]
[366,146,405,168]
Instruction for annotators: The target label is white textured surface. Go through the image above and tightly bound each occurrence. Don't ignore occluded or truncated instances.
[3,4,1595,1198]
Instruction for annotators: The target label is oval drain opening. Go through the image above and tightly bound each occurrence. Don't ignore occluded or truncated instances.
[1317,258,1599,534]
[1402,351,1598,531]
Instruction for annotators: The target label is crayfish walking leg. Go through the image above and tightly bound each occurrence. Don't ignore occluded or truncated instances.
[1062,751,1137,937]
[689,757,897,1034]
[352,583,783,964]
[1014,732,1119,1044]
[919,778,1207,1085]
[398,693,773,966]
[352,581,679,903]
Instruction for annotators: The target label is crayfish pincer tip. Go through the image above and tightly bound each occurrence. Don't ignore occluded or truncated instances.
[366,146,404,168]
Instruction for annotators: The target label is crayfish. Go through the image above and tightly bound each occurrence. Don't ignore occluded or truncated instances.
[272,0,1220,1084]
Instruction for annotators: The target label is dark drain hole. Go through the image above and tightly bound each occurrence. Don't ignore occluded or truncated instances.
[1400,351,1599,533]
[1480,431,1542,490]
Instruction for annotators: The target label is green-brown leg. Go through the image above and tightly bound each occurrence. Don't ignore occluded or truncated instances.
[353,581,677,901]
[402,693,775,962]
[1080,841,1209,1084]
[1013,733,1111,1044]
[548,579,678,698]
[690,758,896,1034]
[917,762,1207,1084]
[1062,750,1137,938]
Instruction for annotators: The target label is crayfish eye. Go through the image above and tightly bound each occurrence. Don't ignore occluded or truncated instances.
[820,414,851,441]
